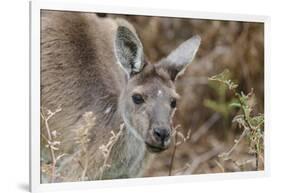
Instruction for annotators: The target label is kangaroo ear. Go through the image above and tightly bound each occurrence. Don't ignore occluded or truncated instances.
[157,35,201,81]
[115,26,145,78]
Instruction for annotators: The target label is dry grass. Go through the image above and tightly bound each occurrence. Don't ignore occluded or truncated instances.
[41,108,127,182]
[40,106,64,182]
[72,112,95,181]
[97,124,124,179]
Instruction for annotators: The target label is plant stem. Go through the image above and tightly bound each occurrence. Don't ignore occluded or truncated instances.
[169,130,178,176]
[42,115,57,183]
[255,144,259,170]
[40,107,61,183]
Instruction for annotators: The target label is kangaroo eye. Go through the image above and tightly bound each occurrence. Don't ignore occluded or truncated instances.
[132,94,144,104]
[170,98,177,108]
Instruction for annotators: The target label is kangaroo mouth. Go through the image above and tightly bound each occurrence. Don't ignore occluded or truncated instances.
[145,142,167,153]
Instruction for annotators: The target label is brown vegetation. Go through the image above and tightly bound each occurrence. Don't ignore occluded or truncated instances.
[41,13,264,181]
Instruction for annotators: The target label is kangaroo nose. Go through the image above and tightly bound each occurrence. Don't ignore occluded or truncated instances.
[153,128,170,144]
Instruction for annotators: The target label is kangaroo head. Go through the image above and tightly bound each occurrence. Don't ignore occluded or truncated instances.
[115,26,201,153]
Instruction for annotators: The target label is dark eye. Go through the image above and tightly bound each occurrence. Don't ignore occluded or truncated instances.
[132,94,144,104]
[170,98,177,108]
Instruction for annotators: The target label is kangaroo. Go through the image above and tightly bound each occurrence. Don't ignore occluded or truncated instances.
[41,10,200,182]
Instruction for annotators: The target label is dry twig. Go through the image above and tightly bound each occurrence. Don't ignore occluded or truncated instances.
[191,113,220,143]
[181,146,223,175]
[218,126,249,161]
[169,125,191,176]
[41,106,62,182]
[98,123,125,179]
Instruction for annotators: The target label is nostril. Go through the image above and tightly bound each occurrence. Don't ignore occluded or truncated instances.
[154,128,162,139]
[153,128,170,142]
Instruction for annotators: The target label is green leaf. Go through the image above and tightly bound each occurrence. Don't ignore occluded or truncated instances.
[229,102,241,108]
[250,114,264,128]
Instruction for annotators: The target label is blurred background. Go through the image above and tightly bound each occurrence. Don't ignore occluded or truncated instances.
[107,13,264,176]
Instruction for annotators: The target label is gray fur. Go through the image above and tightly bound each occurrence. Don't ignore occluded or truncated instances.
[41,10,200,182]
[41,10,151,182]
[157,35,201,80]
[115,26,145,77]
